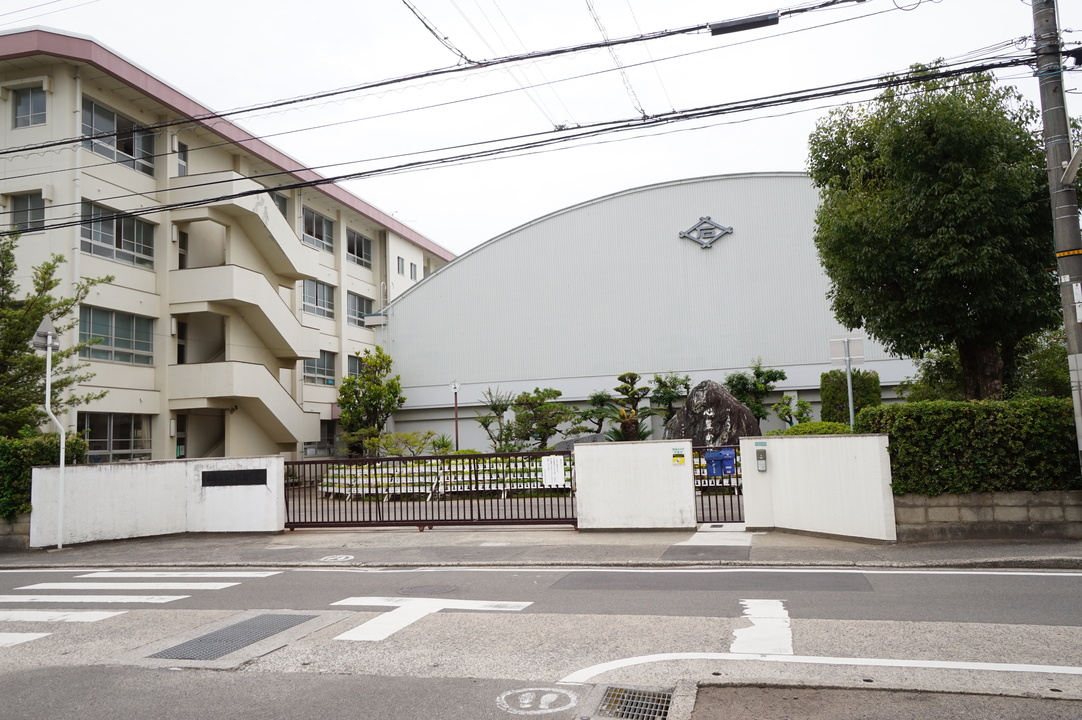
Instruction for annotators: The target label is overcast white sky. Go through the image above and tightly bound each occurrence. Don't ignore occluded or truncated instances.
[7,0,1080,255]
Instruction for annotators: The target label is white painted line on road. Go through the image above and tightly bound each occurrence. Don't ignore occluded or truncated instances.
[0,632,51,647]
[730,600,793,655]
[76,571,280,578]
[16,583,238,591]
[332,596,532,641]
[294,567,1082,578]
[0,595,189,604]
[0,610,125,622]
[559,652,1082,684]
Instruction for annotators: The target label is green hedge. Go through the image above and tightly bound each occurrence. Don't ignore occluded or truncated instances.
[771,421,851,436]
[854,398,1081,496]
[0,434,87,521]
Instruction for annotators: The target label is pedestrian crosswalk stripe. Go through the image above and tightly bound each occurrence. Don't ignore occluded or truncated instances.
[0,595,188,604]
[0,610,125,622]
[76,571,280,578]
[0,633,50,647]
[17,582,238,591]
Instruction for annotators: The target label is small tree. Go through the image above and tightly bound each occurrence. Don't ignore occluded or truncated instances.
[0,233,110,437]
[650,372,691,423]
[819,369,882,424]
[476,387,517,451]
[337,346,405,455]
[568,390,613,436]
[604,372,657,442]
[724,359,786,421]
[508,387,576,451]
[772,395,813,427]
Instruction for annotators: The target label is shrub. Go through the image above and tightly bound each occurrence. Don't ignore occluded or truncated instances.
[820,369,882,423]
[854,398,1081,496]
[770,421,851,436]
[0,433,87,520]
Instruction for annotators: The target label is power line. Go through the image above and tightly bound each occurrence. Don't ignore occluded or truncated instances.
[1,55,1036,237]
[0,0,879,160]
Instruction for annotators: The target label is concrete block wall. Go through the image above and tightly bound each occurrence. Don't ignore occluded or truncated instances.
[895,491,1082,542]
[0,513,30,551]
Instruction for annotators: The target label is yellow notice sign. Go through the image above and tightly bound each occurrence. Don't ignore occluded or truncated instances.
[672,448,685,465]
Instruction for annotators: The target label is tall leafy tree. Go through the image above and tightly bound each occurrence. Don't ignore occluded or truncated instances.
[819,369,882,424]
[808,66,1058,400]
[724,359,786,421]
[0,233,108,437]
[337,346,405,455]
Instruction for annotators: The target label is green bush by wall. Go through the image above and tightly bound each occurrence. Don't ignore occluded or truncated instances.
[770,421,852,436]
[0,434,86,520]
[820,369,882,423]
[854,398,1081,496]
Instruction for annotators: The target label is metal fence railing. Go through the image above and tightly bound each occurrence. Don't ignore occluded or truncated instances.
[691,446,744,524]
[285,451,576,529]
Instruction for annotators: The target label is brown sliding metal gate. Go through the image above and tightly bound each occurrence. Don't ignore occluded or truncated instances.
[284,451,576,529]
[284,446,742,529]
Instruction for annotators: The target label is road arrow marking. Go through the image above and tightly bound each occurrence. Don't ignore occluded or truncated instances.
[331,596,532,641]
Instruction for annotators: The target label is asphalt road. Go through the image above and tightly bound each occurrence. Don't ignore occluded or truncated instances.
[1,566,1080,719]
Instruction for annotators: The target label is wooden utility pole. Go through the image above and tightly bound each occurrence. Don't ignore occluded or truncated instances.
[1033,0,1082,466]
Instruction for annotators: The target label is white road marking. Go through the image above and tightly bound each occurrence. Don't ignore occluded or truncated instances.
[730,599,793,655]
[0,610,125,622]
[76,571,280,578]
[332,596,532,641]
[293,567,1082,578]
[0,595,188,604]
[16,583,238,591]
[559,652,1082,684]
[0,633,50,647]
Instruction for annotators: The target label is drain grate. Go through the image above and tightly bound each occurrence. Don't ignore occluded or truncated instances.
[149,613,316,660]
[596,686,673,720]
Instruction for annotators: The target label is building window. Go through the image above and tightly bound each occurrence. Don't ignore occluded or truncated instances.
[347,292,373,327]
[78,412,152,463]
[347,228,372,268]
[79,306,154,365]
[397,256,405,275]
[176,141,188,176]
[302,207,334,252]
[13,86,46,128]
[304,350,336,385]
[11,192,44,233]
[177,230,188,270]
[273,194,288,218]
[81,202,155,268]
[302,279,334,318]
[348,353,362,377]
[305,419,337,457]
[409,262,417,281]
[82,98,155,176]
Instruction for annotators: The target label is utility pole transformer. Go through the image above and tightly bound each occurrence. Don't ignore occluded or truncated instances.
[1032,0,1082,467]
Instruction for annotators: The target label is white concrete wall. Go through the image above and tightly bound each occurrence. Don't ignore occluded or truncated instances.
[575,440,697,530]
[740,434,896,542]
[30,456,284,547]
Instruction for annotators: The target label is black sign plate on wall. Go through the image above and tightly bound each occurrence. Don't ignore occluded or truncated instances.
[202,469,267,487]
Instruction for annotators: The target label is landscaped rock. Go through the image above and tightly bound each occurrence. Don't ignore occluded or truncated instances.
[663,380,761,446]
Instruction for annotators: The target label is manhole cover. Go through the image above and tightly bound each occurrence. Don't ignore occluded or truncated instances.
[396,584,457,596]
[596,686,672,720]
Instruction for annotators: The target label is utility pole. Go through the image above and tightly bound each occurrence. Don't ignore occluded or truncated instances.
[1033,0,1082,467]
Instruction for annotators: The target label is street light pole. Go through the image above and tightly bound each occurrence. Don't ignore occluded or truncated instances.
[1032,0,1082,468]
[33,317,64,550]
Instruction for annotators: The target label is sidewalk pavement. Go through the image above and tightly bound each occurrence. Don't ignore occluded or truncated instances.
[2,523,1082,569]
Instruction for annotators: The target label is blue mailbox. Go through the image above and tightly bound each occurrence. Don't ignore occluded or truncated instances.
[706,448,737,478]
